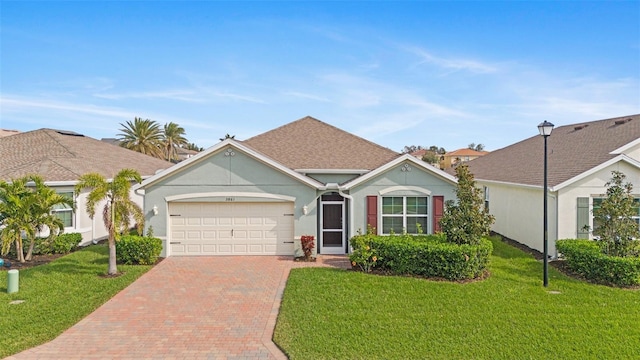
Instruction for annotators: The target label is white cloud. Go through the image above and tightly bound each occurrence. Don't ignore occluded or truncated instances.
[404,46,498,74]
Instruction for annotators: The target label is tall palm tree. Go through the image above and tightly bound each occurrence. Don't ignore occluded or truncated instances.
[75,169,144,275]
[117,117,163,158]
[0,175,72,262]
[162,122,188,162]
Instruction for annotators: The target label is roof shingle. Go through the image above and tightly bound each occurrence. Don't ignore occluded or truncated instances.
[466,114,640,187]
[0,129,174,182]
[243,116,400,170]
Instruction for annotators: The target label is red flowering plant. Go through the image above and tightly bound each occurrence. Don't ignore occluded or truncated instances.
[300,235,315,260]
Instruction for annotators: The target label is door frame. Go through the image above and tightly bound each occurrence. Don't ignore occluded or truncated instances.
[319,195,346,254]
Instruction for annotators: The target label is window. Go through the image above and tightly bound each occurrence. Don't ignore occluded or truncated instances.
[592,197,640,233]
[52,192,74,228]
[483,186,489,211]
[382,196,428,234]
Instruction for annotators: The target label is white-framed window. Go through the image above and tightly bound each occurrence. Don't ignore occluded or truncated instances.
[52,191,74,228]
[381,196,428,234]
[484,186,490,211]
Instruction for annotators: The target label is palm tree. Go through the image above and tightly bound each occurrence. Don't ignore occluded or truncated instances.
[24,176,73,261]
[161,122,188,162]
[0,175,72,262]
[117,117,163,158]
[75,169,144,275]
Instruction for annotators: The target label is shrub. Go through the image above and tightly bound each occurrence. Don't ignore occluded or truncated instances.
[300,235,315,259]
[350,233,492,280]
[116,235,162,265]
[556,239,640,287]
[440,164,495,245]
[349,232,380,272]
[31,233,82,255]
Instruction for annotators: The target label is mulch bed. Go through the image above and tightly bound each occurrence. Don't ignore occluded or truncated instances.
[0,253,66,271]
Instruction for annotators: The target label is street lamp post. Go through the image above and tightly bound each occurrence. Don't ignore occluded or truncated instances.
[538,120,554,287]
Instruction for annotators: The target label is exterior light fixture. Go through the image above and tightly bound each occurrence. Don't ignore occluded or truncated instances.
[538,120,554,287]
[302,205,308,215]
[152,205,159,215]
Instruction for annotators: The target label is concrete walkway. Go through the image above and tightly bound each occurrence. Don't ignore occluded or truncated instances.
[8,255,350,360]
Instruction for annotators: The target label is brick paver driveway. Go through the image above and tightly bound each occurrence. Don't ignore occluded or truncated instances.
[8,255,349,360]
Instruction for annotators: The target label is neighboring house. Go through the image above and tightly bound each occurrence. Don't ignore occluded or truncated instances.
[441,148,489,169]
[466,114,640,257]
[138,116,457,257]
[0,129,173,245]
[409,149,440,167]
[0,129,20,138]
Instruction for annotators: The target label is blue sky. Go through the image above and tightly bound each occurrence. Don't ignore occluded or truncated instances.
[1,1,639,153]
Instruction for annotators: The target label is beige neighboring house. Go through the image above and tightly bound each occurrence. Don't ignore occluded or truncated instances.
[466,114,640,257]
[441,148,489,169]
[0,129,21,138]
[0,129,173,245]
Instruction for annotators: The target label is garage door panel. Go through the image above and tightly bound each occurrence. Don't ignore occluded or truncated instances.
[169,202,294,256]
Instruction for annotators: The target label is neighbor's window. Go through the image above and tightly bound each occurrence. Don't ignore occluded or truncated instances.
[52,192,74,228]
[592,197,640,232]
[382,196,428,234]
[484,186,490,211]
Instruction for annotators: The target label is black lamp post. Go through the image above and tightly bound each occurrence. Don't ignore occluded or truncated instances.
[538,120,554,287]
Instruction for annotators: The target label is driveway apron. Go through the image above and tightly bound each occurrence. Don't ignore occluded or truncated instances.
[7,256,347,360]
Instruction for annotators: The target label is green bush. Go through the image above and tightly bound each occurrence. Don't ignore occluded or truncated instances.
[556,239,640,287]
[349,232,380,272]
[349,233,493,280]
[116,235,162,265]
[31,233,82,255]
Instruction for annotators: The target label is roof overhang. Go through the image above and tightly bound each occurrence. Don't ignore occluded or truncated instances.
[137,139,325,190]
[341,154,457,190]
[295,169,370,175]
[553,154,640,191]
[610,138,640,155]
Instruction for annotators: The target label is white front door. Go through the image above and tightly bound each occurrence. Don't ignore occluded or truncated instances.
[320,193,346,254]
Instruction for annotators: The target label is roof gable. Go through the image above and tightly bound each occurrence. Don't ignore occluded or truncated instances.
[139,139,325,189]
[0,128,173,182]
[466,114,640,187]
[242,116,400,170]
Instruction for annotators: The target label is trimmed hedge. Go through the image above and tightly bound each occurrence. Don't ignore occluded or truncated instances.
[556,239,640,287]
[116,235,163,265]
[33,233,82,255]
[350,233,493,280]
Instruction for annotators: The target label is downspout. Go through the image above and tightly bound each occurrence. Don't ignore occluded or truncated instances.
[338,188,354,254]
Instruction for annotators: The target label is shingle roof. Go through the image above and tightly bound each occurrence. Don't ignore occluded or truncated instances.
[243,116,400,170]
[0,129,174,182]
[466,114,640,187]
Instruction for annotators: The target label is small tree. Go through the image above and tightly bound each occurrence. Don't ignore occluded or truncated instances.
[593,171,640,257]
[439,164,495,245]
[75,169,144,275]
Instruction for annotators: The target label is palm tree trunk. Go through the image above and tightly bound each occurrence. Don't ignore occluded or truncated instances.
[16,238,25,263]
[25,237,35,261]
[107,229,118,275]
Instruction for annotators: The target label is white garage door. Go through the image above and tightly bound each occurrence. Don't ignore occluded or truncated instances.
[168,202,295,256]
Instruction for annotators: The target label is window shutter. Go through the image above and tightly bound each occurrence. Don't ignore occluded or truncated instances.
[366,195,378,234]
[576,197,589,239]
[433,196,444,233]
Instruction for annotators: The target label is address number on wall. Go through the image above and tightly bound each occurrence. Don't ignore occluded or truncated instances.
[225,197,236,202]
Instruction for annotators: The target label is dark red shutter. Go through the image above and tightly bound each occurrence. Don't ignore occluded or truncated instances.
[366,195,378,234]
[433,196,444,233]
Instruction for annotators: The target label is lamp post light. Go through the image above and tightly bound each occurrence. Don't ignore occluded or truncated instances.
[538,120,554,287]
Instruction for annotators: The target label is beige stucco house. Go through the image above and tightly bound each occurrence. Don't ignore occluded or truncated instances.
[0,129,173,245]
[466,114,640,257]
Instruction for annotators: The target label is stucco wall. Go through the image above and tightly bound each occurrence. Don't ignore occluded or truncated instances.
[141,146,318,256]
[348,161,457,235]
[557,160,640,240]
[477,181,558,255]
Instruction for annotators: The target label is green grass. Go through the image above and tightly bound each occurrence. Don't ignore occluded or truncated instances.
[274,238,640,359]
[0,245,153,358]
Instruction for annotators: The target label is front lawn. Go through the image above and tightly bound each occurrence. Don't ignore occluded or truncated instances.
[0,245,153,358]
[274,238,640,359]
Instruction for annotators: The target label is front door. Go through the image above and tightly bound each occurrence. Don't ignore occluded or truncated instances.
[320,193,345,254]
